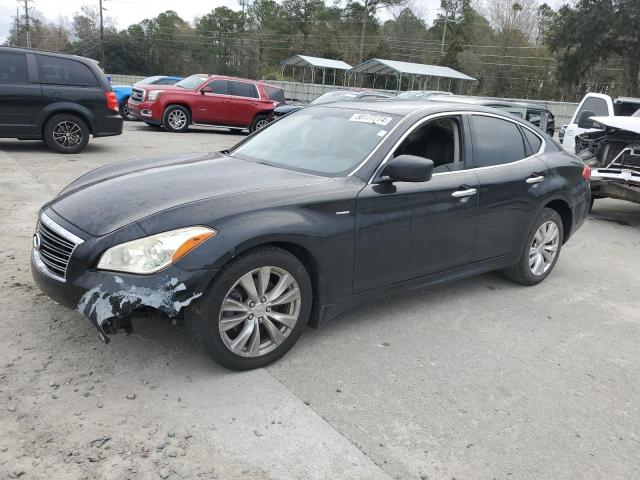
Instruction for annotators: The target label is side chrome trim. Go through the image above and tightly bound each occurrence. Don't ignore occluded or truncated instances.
[366,110,547,184]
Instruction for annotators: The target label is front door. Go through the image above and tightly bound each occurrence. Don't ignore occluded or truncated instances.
[353,116,479,293]
[191,79,231,124]
[0,51,42,137]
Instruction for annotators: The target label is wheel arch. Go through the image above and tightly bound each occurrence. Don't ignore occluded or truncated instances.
[39,106,94,136]
[164,102,192,118]
[543,198,573,243]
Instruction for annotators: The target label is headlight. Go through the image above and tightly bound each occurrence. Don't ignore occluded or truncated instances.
[147,90,162,101]
[97,226,216,274]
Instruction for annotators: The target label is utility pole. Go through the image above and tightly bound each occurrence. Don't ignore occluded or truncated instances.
[22,0,31,48]
[15,6,20,44]
[440,7,449,58]
[99,0,105,65]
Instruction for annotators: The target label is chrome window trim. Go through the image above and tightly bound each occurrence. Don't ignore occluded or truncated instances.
[366,110,546,184]
[32,212,84,283]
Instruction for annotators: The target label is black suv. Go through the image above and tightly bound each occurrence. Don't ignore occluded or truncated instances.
[0,47,122,153]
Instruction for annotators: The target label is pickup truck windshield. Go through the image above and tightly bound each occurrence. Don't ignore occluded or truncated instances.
[231,107,399,177]
[175,75,209,90]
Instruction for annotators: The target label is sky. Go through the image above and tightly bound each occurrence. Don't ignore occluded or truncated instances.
[0,0,449,44]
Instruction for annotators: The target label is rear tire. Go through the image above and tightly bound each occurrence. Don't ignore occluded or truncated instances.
[502,207,563,286]
[43,114,89,154]
[162,105,190,133]
[185,246,312,370]
[249,114,269,133]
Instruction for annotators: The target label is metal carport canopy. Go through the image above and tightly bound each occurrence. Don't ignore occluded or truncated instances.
[349,58,476,81]
[280,55,353,71]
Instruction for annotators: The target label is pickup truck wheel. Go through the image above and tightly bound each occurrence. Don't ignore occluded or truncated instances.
[119,99,136,121]
[43,114,89,154]
[163,105,190,133]
[502,208,563,286]
[249,114,269,133]
[185,246,312,370]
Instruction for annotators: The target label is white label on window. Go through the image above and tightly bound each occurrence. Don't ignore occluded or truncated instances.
[349,113,392,126]
[377,129,387,137]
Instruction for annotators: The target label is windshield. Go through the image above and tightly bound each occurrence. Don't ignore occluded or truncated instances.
[231,107,399,176]
[175,74,209,90]
[310,91,360,105]
[135,76,161,85]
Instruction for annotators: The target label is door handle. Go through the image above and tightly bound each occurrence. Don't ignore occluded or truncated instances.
[451,188,477,198]
[526,175,545,184]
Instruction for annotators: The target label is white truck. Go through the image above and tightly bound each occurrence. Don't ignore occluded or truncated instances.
[559,93,640,152]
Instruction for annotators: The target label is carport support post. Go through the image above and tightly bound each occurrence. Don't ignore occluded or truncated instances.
[384,75,388,92]
[448,78,452,92]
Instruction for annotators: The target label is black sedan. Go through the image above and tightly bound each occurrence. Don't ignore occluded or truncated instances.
[31,101,591,370]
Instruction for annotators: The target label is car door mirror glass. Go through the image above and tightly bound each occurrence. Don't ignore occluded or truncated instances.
[384,155,434,183]
[577,110,597,129]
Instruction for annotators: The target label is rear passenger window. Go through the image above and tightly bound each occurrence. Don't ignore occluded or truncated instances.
[470,115,526,167]
[229,81,258,98]
[0,53,28,83]
[36,55,98,87]
[264,85,285,103]
[522,128,542,153]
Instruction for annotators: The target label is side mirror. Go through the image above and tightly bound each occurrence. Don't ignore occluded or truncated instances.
[200,86,212,94]
[577,110,596,129]
[384,155,434,183]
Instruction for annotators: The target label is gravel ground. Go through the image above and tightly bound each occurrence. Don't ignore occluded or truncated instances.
[1,122,639,480]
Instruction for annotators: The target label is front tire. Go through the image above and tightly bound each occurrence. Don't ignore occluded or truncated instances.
[43,114,89,154]
[186,247,312,370]
[162,105,190,132]
[119,99,136,121]
[503,207,563,286]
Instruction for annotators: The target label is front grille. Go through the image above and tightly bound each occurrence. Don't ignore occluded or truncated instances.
[34,214,83,281]
[130,88,145,103]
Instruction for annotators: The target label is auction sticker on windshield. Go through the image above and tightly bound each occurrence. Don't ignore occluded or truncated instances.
[349,113,393,126]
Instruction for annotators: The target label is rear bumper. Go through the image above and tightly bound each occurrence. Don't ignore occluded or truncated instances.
[93,113,123,137]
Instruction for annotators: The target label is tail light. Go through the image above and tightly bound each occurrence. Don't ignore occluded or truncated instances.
[105,92,119,112]
[582,164,591,181]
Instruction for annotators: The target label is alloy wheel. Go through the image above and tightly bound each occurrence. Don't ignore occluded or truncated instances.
[167,110,187,129]
[123,103,136,121]
[52,121,83,149]
[254,118,268,130]
[218,266,301,357]
[529,221,560,276]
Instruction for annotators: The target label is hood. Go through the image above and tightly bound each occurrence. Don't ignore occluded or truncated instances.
[591,116,640,135]
[51,152,327,237]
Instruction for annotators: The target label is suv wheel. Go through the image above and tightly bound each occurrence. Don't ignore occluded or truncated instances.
[163,105,190,133]
[186,246,312,370]
[119,100,136,121]
[503,207,563,286]
[43,114,89,154]
[249,114,269,133]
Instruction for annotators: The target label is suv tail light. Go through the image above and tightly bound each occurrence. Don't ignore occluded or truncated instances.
[105,92,119,112]
[582,164,591,181]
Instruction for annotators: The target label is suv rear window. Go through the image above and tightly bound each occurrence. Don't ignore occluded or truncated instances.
[0,52,28,83]
[229,81,258,98]
[36,55,99,87]
[264,85,285,103]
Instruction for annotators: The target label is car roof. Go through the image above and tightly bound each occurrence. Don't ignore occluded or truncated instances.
[0,46,95,64]
[317,99,522,118]
[208,74,282,88]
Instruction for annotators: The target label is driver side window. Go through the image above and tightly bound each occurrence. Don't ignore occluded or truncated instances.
[393,117,462,173]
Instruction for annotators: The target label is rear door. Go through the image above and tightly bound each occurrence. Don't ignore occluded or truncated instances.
[191,79,230,124]
[468,114,549,262]
[0,51,42,137]
[227,80,262,127]
[35,54,103,125]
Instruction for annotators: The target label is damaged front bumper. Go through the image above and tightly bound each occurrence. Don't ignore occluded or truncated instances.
[32,258,218,342]
[30,211,219,343]
[591,168,640,204]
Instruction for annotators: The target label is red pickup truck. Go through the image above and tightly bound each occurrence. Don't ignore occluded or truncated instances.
[127,74,285,133]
